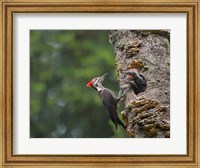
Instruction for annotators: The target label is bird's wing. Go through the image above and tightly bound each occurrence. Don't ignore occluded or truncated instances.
[99,89,118,126]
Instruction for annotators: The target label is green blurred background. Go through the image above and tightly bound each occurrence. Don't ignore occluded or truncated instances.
[30,30,127,138]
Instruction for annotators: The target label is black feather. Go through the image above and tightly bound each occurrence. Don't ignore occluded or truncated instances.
[128,74,147,95]
[98,89,126,130]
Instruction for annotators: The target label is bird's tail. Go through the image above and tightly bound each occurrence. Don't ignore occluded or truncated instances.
[115,124,119,131]
[117,117,127,130]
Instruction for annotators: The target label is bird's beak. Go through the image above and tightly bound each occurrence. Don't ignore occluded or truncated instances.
[99,73,108,83]
[101,73,108,78]
[126,69,138,74]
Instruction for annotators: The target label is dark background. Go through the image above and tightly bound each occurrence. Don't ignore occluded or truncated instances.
[30,30,127,138]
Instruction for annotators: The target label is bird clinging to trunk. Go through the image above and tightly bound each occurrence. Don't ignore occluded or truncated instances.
[86,73,126,130]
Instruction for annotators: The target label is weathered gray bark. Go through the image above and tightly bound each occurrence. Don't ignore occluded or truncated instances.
[109,30,170,138]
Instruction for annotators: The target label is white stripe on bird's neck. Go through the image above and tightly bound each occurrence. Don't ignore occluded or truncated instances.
[96,86,103,92]
[94,84,105,93]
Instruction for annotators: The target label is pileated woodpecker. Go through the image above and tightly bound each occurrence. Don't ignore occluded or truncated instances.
[123,68,147,95]
[87,73,126,130]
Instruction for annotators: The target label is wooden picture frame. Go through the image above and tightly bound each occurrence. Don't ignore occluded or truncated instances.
[0,0,199,167]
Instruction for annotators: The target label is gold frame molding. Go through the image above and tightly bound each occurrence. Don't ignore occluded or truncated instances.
[0,0,199,167]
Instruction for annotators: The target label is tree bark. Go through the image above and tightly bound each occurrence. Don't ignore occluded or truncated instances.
[109,30,170,138]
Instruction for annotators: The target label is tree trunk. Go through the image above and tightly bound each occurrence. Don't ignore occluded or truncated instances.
[109,30,170,138]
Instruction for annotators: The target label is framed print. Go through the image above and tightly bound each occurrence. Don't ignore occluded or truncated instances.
[0,0,200,167]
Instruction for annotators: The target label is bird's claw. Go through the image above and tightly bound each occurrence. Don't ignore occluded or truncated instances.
[117,90,125,102]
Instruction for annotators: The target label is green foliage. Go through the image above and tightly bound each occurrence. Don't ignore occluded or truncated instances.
[30,30,127,138]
